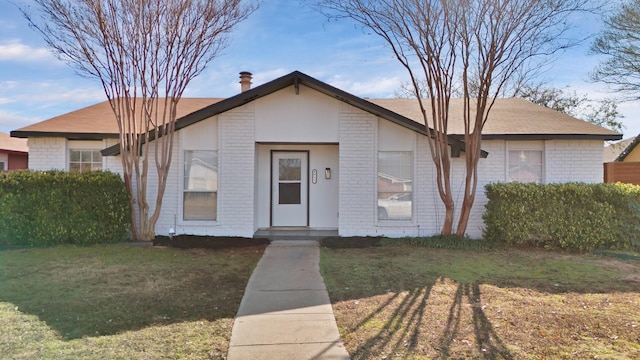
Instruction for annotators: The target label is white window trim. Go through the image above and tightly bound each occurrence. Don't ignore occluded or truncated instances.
[506,141,545,183]
[0,161,5,171]
[376,150,415,225]
[67,140,106,171]
[180,149,219,224]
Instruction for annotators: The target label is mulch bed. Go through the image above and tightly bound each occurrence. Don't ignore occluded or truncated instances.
[153,235,384,249]
[153,235,270,249]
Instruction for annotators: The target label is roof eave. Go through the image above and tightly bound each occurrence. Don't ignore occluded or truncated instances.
[11,130,119,140]
[453,133,622,141]
[0,149,28,155]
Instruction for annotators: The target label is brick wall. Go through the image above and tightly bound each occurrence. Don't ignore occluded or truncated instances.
[215,106,256,237]
[338,104,377,236]
[545,139,603,183]
[27,137,66,170]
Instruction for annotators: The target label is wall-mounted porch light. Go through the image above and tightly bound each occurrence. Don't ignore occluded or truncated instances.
[325,168,331,179]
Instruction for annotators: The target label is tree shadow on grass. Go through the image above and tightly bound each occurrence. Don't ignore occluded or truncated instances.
[348,286,434,359]
[0,244,266,340]
[344,281,513,359]
[321,246,640,359]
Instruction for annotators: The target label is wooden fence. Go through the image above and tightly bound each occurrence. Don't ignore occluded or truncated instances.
[604,162,640,185]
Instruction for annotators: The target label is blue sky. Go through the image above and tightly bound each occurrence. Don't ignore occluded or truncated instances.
[1,0,638,138]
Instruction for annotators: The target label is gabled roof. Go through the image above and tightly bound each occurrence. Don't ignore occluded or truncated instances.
[0,132,28,153]
[100,71,477,156]
[11,71,620,158]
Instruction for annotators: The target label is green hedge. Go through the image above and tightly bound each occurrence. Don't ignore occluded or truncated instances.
[483,182,640,251]
[0,170,130,246]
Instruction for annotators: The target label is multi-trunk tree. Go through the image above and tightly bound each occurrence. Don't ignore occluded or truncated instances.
[317,0,591,236]
[23,0,256,240]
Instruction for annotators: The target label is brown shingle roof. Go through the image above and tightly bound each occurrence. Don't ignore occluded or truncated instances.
[11,77,620,142]
[0,131,28,153]
[368,97,620,138]
[12,98,224,139]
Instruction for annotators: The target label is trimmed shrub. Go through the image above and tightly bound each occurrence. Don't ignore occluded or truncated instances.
[0,170,130,246]
[483,182,640,251]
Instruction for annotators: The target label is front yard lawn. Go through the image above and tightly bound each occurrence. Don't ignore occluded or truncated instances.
[0,243,265,359]
[321,246,640,359]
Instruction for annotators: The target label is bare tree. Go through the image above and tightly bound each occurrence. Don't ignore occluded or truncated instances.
[316,0,591,236]
[23,0,256,240]
[591,0,640,100]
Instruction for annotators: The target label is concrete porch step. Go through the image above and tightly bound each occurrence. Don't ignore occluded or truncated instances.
[254,228,338,241]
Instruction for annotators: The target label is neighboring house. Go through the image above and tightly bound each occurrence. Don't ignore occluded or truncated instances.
[604,137,635,163]
[611,135,640,162]
[11,71,620,238]
[603,135,640,184]
[0,131,28,171]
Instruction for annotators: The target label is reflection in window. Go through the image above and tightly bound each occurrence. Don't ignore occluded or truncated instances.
[279,158,301,180]
[184,150,217,221]
[377,151,413,220]
[509,150,543,183]
[278,158,302,204]
[279,183,301,204]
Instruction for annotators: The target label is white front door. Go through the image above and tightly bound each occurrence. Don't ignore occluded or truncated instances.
[272,151,308,226]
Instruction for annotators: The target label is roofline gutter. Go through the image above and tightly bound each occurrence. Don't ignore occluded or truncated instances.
[452,133,622,141]
[0,149,28,155]
[11,130,119,140]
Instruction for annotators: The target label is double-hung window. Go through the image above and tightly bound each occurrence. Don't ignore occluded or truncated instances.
[69,150,102,171]
[183,150,218,221]
[509,150,543,183]
[377,151,413,221]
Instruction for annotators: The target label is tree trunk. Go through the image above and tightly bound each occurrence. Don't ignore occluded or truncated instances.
[455,130,481,236]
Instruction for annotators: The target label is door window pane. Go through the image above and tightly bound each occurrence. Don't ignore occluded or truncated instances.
[279,158,301,180]
[279,183,301,204]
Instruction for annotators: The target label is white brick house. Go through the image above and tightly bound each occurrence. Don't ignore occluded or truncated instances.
[11,71,620,238]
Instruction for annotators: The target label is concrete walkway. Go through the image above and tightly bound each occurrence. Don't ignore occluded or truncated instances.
[227,240,350,360]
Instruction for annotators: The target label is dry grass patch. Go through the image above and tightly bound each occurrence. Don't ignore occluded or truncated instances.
[0,243,266,359]
[321,246,640,359]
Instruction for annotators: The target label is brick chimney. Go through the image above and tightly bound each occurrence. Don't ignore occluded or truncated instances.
[239,71,252,92]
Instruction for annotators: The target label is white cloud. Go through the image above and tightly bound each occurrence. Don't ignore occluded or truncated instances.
[0,79,104,104]
[0,40,54,62]
[251,68,288,86]
[28,83,105,103]
[0,80,19,89]
[0,109,40,133]
[328,74,403,98]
